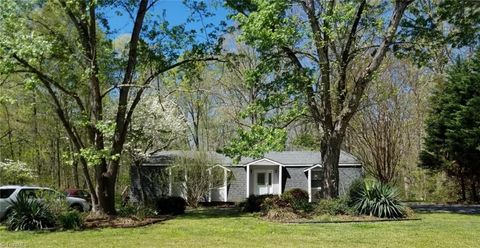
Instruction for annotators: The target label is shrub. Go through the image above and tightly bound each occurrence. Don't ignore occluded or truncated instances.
[347,178,365,204]
[155,196,186,215]
[351,181,406,219]
[315,198,352,215]
[282,188,310,212]
[260,195,290,213]
[6,193,56,231]
[57,210,84,230]
[242,194,275,213]
[117,204,137,217]
[264,208,299,221]
[134,206,157,220]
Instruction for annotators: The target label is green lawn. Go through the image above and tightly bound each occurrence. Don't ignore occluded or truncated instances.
[1,209,479,248]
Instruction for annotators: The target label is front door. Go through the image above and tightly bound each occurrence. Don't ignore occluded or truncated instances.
[255,170,273,195]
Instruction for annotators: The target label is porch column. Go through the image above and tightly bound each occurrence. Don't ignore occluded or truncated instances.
[224,168,228,202]
[168,168,172,196]
[308,169,312,202]
[246,164,250,198]
[278,165,282,196]
[208,169,212,202]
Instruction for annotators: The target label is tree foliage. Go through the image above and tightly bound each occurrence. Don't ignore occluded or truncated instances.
[0,0,223,214]
[421,50,480,202]
[0,160,36,185]
[226,0,413,197]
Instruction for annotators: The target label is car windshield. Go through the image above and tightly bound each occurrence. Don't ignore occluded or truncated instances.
[0,188,15,199]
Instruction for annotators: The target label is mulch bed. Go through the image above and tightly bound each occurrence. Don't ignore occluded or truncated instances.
[84,215,171,229]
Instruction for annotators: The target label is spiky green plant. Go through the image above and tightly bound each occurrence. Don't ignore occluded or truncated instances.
[351,181,406,219]
[6,193,56,231]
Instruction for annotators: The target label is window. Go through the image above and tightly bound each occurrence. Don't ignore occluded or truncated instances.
[311,170,323,188]
[0,189,15,199]
[257,172,265,185]
[268,173,272,186]
[18,189,39,198]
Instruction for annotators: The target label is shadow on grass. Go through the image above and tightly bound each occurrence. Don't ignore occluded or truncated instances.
[181,207,246,220]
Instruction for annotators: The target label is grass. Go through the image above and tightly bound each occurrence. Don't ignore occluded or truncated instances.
[1,208,479,248]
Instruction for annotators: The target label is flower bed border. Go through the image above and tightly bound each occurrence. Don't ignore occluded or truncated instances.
[283,217,421,224]
[84,216,171,229]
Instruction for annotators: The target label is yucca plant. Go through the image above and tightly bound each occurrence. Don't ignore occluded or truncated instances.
[351,181,406,219]
[6,193,56,231]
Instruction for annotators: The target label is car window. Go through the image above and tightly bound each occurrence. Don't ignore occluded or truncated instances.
[0,189,15,199]
[38,189,64,199]
[18,189,39,198]
[18,189,63,199]
[80,190,90,198]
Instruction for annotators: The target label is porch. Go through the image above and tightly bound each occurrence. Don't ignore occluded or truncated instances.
[246,158,283,197]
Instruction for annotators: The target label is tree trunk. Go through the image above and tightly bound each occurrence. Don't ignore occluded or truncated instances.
[3,104,15,159]
[320,132,343,199]
[95,160,118,215]
[460,172,467,202]
[33,93,41,177]
[69,141,80,188]
[471,180,478,203]
[56,134,61,188]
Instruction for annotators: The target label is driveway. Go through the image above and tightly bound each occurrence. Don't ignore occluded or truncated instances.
[408,203,480,214]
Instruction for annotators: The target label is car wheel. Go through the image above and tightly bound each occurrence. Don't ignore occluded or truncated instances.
[71,204,84,212]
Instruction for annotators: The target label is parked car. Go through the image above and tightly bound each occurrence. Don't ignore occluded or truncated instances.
[65,188,91,203]
[0,185,91,221]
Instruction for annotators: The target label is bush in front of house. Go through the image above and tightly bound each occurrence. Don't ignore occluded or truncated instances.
[241,194,276,213]
[260,195,290,213]
[117,203,138,217]
[281,188,311,212]
[264,207,300,221]
[155,196,187,215]
[350,181,406,219]
[315,198,353,216]
[6,193,56,231]
[347,178,366,205]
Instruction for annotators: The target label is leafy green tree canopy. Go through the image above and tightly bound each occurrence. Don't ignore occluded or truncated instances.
[421,49,480,201]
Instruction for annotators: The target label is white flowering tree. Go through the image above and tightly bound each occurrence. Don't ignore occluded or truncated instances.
[0,160,35,185]
[126,94,187,164]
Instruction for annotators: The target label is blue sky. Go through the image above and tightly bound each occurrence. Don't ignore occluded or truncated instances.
[103,1,231,40]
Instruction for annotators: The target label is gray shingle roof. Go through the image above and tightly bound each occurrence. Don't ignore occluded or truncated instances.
[238,150,359,165]
[144,150,360,166]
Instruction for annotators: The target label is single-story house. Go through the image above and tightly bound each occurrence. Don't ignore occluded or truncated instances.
[130,150,362,203]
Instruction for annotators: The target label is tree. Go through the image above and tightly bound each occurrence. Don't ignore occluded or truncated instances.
[347,57,428,185]
[0,0,221,214]
[0,160,36,185]
[421,50,480,202]
[125,93,187,165]
[171,152,225,208]
[397,0,480,67]
[226,0,413,197]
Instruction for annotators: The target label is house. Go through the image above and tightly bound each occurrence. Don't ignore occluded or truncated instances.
[130,150,362,203]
